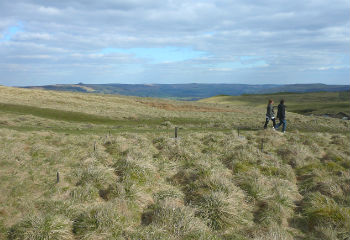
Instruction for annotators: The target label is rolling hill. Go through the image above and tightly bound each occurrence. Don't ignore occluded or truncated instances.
[0,86,349,240]
[22,83,350,100]
[200,91,350,119]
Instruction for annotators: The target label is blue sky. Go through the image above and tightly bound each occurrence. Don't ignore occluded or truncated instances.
[0,0,349,86]
[0,23,23,42]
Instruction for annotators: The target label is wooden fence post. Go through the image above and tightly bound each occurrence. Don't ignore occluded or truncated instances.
[260,139,264,152]
[56,171,60,183]
[94,142,96,151]
[175,127,178,138]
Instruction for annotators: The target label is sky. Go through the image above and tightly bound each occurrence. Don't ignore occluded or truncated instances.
[0,0,349,86]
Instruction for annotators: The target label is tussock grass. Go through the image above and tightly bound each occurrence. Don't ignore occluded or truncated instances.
[72,203,123,239]
[255,179,299,226]
[8,215,73,240]
[235,170,270,201]
[252,223,294,240]
[0,86,349,239]
[153,188,184,203]
[277,143,315,168]
[312,225,346,240]
[74,160,116,189]
[302,192,350,232]
[142,199,211,237]
[195,191,252,230]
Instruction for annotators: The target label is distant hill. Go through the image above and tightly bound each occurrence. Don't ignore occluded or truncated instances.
[256,83,350,94]
[23,83,349,100]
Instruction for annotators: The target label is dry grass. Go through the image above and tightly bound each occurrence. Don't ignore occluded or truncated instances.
[0,86,349,239]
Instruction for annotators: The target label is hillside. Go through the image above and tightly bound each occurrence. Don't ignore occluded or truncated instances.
[200,91,350,118]
[0,86,349,240]
[22,83,350,100]
[256,84,350,94]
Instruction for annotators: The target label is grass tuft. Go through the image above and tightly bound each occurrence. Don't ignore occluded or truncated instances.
[8,215,73,240]
[302,192,350,231]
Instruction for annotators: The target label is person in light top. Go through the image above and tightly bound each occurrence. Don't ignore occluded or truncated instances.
[263,99,276,129]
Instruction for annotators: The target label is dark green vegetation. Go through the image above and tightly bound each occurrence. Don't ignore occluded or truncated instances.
[0,102,208,128]
[201,91,350,118]
[0,102,120,125]
[256,84,350,94]
[23,83,349,100]
[0,86,349,240]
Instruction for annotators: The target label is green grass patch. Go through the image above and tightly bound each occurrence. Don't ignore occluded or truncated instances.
[303,192,350,230]
[0,102,209,127]
[201,91,350,116]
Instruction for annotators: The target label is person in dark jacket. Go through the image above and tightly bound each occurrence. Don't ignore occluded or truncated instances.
[263,99,276,129]
[275,99,286,133]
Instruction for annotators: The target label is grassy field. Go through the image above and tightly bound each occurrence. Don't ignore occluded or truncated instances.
[200,91,350,117]
[0,86,349,240]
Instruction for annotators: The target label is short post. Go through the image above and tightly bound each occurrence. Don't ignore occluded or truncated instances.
[175,127,178,138]
[94,141,96,151]
[56,171,60,183]
[237,127,240,136]
[260,139,264,152]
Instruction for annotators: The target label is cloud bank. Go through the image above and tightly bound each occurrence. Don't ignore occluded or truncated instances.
[0,0,349,86]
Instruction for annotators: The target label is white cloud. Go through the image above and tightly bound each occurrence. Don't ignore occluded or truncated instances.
[11,54,53,59]
[0,0,349,85]
[208,68,233,72]
[14,32,53,41]
[37,6,61,15]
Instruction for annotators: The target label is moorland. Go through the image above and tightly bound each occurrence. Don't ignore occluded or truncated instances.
[200,91,350,118]
[0,86,349,240]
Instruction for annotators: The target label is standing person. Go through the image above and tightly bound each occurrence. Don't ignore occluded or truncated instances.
[263,99,276,129]
[275,99,286,133]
